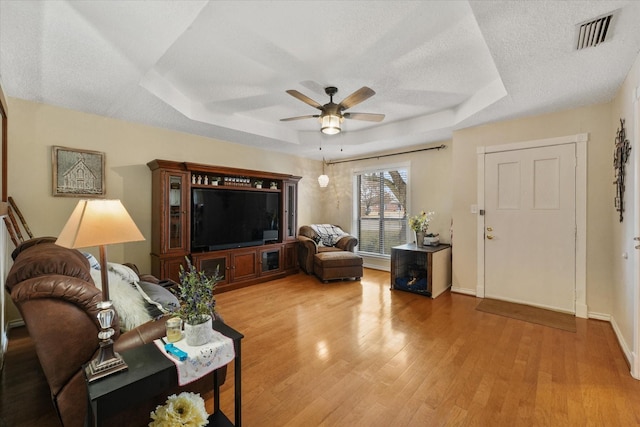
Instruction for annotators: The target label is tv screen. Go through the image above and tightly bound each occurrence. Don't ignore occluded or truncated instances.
[191,188,280,251]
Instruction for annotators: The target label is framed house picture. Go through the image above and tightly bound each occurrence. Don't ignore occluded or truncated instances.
[52,146,105,197]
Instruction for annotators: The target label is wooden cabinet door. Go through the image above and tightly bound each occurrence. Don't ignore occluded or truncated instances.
[283,242,297,271]
[231,249,258,282]
[163,256,188,283]
[161,170,189,254]
[192,251,231,286]
[259,246,282,277]
[283,180,298,241]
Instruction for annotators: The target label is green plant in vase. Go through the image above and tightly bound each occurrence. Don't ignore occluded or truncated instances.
[175,257,220,325]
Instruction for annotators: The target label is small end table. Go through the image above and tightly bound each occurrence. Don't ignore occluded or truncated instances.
[85,320,243,426]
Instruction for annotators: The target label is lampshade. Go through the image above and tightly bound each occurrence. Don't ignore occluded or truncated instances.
[318,174,329,187]
[321,114,342,135]
[56,199,145,249]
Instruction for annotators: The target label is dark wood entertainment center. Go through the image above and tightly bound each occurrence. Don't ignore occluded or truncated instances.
[147,159,301,292]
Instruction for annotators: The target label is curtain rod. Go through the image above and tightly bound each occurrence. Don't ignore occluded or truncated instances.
[325,144,447,165]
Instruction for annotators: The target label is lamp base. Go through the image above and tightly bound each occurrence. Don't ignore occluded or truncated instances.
[85,341,128,382]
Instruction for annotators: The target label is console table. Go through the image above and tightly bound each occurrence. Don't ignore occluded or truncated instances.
[390,243,452,298]
[85,320,243,426]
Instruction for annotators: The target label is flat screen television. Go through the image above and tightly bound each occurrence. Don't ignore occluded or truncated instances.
[191,188,280,251]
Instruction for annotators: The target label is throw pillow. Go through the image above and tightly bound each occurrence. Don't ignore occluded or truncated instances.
[138,281,180,316]
[82,252,101,270]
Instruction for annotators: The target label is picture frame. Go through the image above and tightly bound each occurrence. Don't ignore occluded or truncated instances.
[52,146,105,197]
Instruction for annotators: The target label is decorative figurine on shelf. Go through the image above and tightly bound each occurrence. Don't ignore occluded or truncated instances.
[204,176,209,185]
[192,175,196,184]
[197,175,202,185]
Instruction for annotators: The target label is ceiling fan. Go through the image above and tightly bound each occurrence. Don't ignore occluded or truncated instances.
[280,86,385,135]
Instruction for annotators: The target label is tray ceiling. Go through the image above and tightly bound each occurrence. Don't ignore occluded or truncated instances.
[1,1,639,160]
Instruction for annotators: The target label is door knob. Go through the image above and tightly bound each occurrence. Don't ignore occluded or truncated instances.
[487,227,493,232]
[486,235,494,240]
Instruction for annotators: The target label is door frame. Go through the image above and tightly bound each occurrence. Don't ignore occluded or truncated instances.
[632,85,640,379]
[476,133,589,318]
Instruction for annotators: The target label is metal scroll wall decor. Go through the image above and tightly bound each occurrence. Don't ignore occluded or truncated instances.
[613,118,631,222]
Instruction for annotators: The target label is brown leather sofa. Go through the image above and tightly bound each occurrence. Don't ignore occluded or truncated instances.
[5,237,222,427]
[297,225,358,274]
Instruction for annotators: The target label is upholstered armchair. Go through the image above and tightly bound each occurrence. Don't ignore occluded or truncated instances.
[5,237,224,427]
[297,225,358,274]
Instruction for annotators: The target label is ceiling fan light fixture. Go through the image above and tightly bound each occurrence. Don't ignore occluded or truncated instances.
[321,114,342,135]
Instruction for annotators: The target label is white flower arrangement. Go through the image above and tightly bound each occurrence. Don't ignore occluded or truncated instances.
[409,211,435,233]
[149,392,209,427]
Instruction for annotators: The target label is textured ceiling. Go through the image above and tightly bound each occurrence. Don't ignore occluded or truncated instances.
[1,1,639,161]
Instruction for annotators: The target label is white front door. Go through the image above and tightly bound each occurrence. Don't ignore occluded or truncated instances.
[484,143,576,313]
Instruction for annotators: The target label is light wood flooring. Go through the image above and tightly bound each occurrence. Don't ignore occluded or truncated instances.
[3,268,640,426]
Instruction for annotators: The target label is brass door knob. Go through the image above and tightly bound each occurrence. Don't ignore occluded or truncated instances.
[487,227,493,232]
[486,235,494,240]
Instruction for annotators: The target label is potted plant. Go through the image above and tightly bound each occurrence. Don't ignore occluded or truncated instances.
[409,211,434,247]
[255,180,263,189]
[173,257,221,346]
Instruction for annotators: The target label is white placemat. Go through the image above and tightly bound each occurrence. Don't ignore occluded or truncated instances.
[154,330,235,385]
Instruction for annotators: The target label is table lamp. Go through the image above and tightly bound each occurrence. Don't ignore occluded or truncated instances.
[56,199,145,381]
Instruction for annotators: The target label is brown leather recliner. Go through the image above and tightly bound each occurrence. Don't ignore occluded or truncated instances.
[5,237,223,427]
[297,225,358,274]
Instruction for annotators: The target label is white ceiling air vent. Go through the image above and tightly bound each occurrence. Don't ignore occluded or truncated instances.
[576,12,614,50]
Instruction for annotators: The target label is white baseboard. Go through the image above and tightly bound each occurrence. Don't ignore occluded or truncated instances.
[606,313,633,372]
[575,302,588,319]
[362,263,390,272]
[451,286,476,296]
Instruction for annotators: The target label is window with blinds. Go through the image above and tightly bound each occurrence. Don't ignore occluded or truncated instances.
[355,167,408,256]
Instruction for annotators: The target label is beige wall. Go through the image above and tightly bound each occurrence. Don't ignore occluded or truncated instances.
[7,98,323,272]
[321,140,452,270]
[451,103,614,317]
[609,50,640,357]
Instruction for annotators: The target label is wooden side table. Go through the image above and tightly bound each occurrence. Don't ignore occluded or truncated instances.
[85,320,243,426]
[390,243,452,298]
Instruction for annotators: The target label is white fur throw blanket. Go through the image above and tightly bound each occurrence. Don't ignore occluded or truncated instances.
[90,263,168,331]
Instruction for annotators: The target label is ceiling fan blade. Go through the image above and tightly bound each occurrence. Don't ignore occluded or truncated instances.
[286,90,323,110]
[280,114,319,122]
[343,112,385,122]
[339,86,376,110]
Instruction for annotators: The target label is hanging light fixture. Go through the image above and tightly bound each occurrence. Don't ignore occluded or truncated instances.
[320,113,342,135]
[318,158,329,187]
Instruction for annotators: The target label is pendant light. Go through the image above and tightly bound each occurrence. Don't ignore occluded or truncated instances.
[318,158,329,187]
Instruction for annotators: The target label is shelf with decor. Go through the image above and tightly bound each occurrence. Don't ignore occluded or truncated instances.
[148,160,300,291]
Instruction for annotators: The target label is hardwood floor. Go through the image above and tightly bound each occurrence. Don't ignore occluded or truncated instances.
[3,268,640,426]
